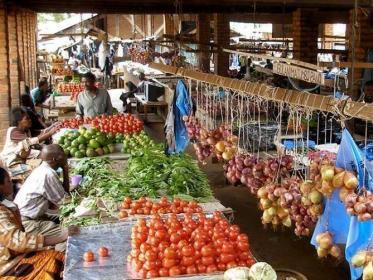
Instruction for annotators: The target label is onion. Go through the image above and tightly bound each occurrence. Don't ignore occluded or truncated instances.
[321,165,335,181]
[257,187,268,199]
[366,201,373,213]
[317,247,329,258]
[262,210,272,223]
[267,207,277,217]
[282,215,292,227]
[339,188,352,201]
[273,188,283,198]
[354,202,367,214]
[301,196,312,206]
[277,207,288,219]
[300,180,314,194]
[332,171,345,188]
[344,171,359,190]
[317,232,333,250]
[329,245,343,260]
[359,213,372,221]
[215,141,225,152]
[309,190,323,204]
[352,251,367,267]
[363,261,373,280]
[242,168,251,175]
[260,198,272,210]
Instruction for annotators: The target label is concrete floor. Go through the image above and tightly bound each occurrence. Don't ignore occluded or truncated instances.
[145,123,350,280]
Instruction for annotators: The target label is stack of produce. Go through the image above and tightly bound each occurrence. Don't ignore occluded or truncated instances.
[315,231,343,260]
[118,196,203,218]
[257,181,292,229]
[352,250,373,279]
[61,114,143,135]
[121,132,159,155]
[184,116,201,141]
[344,189,373,221]
[223,154,293,194]
[127,212,255,278]
[57,82,84,94]
[58,127,116,158]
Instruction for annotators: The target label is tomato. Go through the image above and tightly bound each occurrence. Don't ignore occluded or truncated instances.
[131,248,140,257]
[148,236,160,246]
[181,256,195,267]
[206,264,218,273]
[159,267,169,277]
[220,253,235,264]
[162,258,176,269]
[221,242,234,254]
[145,250,157,261]
[197,263,206,273]
[230,225,240,233]
[83,250,94,262]
[170,233,181,244]
[140,243,151,253]
[226,260,238,269]
[98,247,109,257]
[121,202,130,209]
[146,270,159,278]
[177,240,188,250]
[217,262,226,271]
[143,260,157,270]
[239,251,249,261]
[164,248,176,259]
[193,240,205,251]
[237,241,249,251]
[168,265,181,276]
[138,268,148,279]
[229,230,239,241]
[201,256,214,266]
[118,210,128,219]
[237,233,249,243]
[201,245,215,257]
[219,219,229,229]
[186,264,197,274]
[124,197,132,204]
[158,241,169,252]
[181,245,194,257]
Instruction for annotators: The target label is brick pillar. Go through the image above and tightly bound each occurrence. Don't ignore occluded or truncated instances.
[292,9,319,64]
[213,14,229,76]
[197,14,210,72]
[347,8,373,100]
[0,3,11,142]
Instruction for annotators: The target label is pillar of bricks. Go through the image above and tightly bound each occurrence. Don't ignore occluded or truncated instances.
[196,14,210,72]
[213,13,229,76]
[347,8,373,100]
[292,9,319,64]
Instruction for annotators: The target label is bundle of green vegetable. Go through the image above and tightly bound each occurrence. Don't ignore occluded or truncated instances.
[124,149,214,202]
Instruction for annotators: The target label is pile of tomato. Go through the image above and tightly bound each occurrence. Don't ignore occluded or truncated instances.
[127,211,255,278]
[119,197,203,219]
[61,114,143,135]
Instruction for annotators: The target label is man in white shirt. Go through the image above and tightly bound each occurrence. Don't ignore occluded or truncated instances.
[14,144,69,224]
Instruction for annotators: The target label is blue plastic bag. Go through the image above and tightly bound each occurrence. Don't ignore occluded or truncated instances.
[336,129,373,280]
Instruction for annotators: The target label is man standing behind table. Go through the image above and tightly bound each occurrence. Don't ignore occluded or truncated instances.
[14,144,69,230]
[75,72,113,118]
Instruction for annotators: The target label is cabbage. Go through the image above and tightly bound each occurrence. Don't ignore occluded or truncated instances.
[224,267,251,280]
[249,262,277,280]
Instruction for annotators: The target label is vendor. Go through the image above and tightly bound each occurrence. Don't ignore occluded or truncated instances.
[0,167,67,277]
[0,107,60,182]
[14,144,69,225]
[75,72,113,118]
[30,79,50,111]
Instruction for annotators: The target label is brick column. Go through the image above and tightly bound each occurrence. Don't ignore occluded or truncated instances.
[213,13,229,76]
[197,14,210,72]
[292,9,319,64]
[347,8,373,100]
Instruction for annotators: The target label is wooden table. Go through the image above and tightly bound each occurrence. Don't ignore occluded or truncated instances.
[134,93,168,123]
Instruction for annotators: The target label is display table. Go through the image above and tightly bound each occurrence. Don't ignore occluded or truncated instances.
[134,93,168,123]
[64,221,226,280]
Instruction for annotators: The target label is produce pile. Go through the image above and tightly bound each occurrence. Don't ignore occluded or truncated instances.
[61,114,143,135]
[352,250,373,280]
[58,127,117,158]
[127,212,255,278]
[118,196,203,219]
[121,132,159,155]
[60,150,214,226]
[345,189,373,221]
[57,82,84,95]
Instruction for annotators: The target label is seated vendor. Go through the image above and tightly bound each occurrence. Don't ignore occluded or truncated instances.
[14,144,69,225]
[0,167,67,277]
[76,72,113,118]
[0,107,60,182]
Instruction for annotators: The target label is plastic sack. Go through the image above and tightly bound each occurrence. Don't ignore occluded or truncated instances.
[166,80,191,154]
[336,129,373,280]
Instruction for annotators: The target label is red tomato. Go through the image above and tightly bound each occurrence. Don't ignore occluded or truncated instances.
[170,233,181,244]
[181,245,194,257]
[193,240,205,251]
[226,260,238,269]
[197,263,206,273]
[237,233,249,243]
[98,247,109,257]
[221,242,234,254]
[169,266,181,276]
[83,250,94,262]
[237,241,249,251]
[220,253,235,264]
[162,258,176,269]
[186,265,197,274]
[206,264,218,273]
[201,245,215,257]
[181,256,195,267]
[164,248,176,259]
[158,267,169,277]
[217,262,226,271]
[144,250,157,261]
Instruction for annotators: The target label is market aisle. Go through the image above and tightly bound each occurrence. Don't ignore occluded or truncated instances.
[145,123,350,280]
